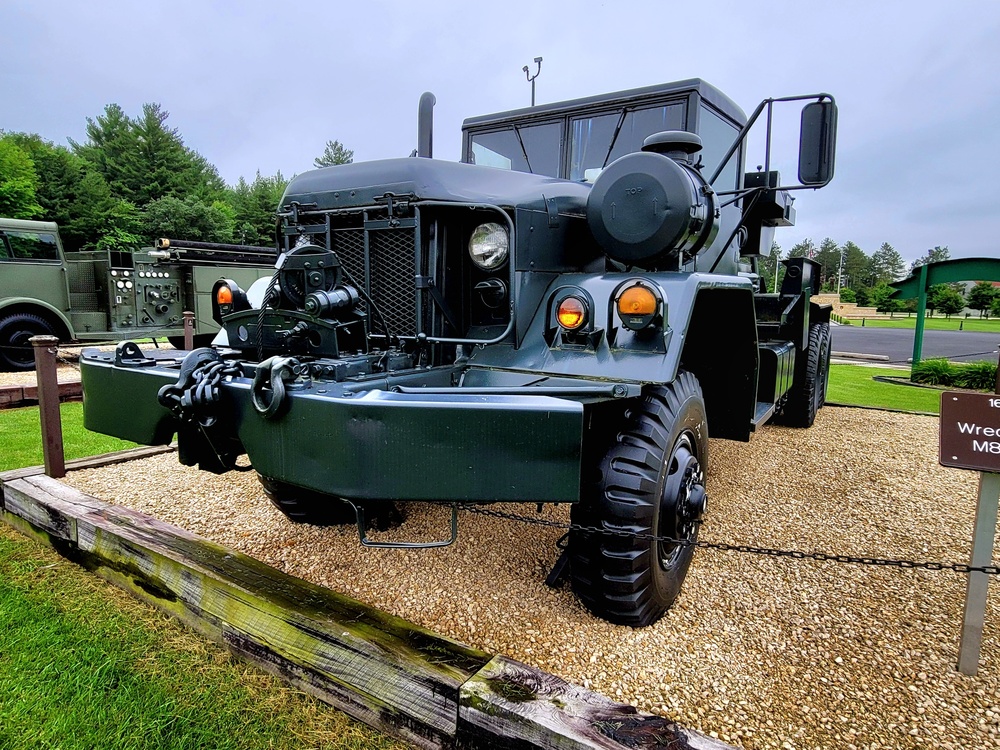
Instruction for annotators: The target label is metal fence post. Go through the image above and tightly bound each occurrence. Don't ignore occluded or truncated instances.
[31,335,65,479]
[183,310,195,350]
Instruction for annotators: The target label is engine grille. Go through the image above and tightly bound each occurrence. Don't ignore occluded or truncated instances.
[313,213,418,339]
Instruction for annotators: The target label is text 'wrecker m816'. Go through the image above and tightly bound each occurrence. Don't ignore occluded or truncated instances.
[82,79,838,626]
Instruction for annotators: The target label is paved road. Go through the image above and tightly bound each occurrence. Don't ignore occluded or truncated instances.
[831,325,1000,364]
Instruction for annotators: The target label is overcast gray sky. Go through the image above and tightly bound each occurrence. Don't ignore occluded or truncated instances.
[3,0,998,266]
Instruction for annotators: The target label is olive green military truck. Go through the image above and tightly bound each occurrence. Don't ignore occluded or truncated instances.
[0,218,275,370]
[81,79,837,626]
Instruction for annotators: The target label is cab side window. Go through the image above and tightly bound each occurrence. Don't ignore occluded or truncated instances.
[0,231,60,261]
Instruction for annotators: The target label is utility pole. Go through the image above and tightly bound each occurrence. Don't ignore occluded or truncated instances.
[523,57,542,106]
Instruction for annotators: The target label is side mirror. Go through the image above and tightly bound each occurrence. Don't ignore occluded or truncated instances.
[798,100,837,186]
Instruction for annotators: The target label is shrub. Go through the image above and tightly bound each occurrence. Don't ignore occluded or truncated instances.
[955,361,998,391]
[911,358,957,385]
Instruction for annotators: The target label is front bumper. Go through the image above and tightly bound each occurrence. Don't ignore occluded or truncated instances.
[81,349,584,504]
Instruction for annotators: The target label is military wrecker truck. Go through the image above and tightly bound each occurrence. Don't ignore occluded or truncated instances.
[0,218,275,370]
[81,79,837,626]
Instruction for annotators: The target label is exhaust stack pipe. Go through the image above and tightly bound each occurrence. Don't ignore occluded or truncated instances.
[417,92,436,158]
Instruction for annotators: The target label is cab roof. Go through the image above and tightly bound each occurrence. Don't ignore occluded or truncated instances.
[462,78,746,131]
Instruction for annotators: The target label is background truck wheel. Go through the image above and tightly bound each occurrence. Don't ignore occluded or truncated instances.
[257,474,358,526]
[0,313,55,371]
[775,322,831,428]
[569,371,708,627]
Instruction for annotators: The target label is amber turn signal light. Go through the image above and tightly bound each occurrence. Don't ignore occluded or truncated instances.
[617,285,657,317]
[556,296,587,330]
[216,285,234,305]
[617,283,660,331]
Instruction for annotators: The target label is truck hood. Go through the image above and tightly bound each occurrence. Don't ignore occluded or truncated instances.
[280,158,592,214]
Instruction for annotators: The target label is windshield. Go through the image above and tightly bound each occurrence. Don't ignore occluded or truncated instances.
[569,102,684,181]
[469,121,561,177]
[699,105,741,190]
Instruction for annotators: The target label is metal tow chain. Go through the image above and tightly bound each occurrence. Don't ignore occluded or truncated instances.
[157,356,243,427]
[460,505,1000,576]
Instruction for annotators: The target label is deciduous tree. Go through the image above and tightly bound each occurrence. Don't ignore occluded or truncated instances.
[967,281,999,318]
[0,137,42,218]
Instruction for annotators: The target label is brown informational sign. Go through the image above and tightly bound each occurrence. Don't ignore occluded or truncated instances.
[939,391,1000,473]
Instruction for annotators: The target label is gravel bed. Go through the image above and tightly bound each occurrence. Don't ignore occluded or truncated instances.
[64,407,999,750]
[0,364,80,387]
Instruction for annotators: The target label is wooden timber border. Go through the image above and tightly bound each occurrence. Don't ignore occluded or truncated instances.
[1,451,732,750]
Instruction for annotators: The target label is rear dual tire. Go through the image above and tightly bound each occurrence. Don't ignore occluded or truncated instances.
[775,321,831,428]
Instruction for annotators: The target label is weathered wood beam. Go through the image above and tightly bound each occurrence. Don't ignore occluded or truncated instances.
[1,472,736,750]
[1,475,490,750]
[458,655,731,750]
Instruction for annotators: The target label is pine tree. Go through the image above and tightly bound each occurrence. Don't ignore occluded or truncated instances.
[787,239,816,258]
[70,103,134,200]
[226,171,287,246]
[840,241,869,291]
[313,140,354,168]
[909,245,950,274]
[868,242,906,284]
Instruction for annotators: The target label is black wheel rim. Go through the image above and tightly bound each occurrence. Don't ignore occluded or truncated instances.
[658,433,705,569]
[7,328,37,366]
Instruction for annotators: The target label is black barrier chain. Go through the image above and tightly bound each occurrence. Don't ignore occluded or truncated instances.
[461,505,1000,576]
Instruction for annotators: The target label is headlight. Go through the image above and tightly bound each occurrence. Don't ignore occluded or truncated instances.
[468,222,509,270]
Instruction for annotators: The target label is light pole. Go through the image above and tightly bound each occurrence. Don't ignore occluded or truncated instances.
[523,57,542,106]
[836,243,845,295]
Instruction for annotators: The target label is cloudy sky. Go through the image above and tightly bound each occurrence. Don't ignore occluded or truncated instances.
[3,0,998,265]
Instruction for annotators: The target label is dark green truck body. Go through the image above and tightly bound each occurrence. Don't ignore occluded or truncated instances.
[81,78,837,625]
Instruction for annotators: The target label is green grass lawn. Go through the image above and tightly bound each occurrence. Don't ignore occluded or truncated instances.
[842,316,1000,332]
[0,402,139,472]
[0,404,403,750]
[0,524,404,750]
[827,363,941,414]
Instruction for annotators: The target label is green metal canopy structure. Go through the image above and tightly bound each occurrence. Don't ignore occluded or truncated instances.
[891,258,1000,365]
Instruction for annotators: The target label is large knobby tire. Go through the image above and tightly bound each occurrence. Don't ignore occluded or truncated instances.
[775,322,831,428]
[257,473,357,526]
[0,313,55,371]
[569,371,708,627]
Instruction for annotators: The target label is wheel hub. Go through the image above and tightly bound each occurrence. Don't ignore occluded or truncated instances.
[658,435,705,569]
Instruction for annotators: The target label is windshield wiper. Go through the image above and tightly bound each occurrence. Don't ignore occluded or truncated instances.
[600,109,628,169]
[513,125,533,173]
